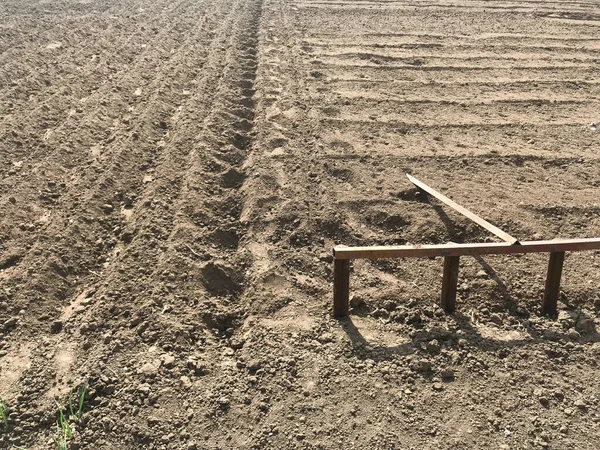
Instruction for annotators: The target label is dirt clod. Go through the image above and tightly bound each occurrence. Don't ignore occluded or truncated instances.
[50,320,63,334]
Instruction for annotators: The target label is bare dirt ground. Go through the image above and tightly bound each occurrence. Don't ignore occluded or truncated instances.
[1,0,600,448]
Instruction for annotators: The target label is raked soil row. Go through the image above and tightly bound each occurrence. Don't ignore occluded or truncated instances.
[1,0,600,449]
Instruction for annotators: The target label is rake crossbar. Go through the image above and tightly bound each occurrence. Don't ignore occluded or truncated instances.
[407,174,520,245]
[332,237,600,317]
[334,238,600,260]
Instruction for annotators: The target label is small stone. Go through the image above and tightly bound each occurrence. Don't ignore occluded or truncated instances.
[218,397,230,409]
[180,376,192,388]
[489,314,503,326]
[247,359,262,372]
[539,397,550,407]
[432,382,444,391]
[148,416,160,425]
[440,368,455,380]
[161,433,175,444]
[411,359,432,373]
[574,399,587,411]
[567,329,580,340]
[349,295,364,310]
[102,204,114,213]
[475,270,488,279]
[138,360,160,375]
[50,320,63,334]
[162,353,176,368]
[317,332,334,343]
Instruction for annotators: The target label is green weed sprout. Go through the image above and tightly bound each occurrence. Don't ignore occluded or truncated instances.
[54,401,72,450]
[69,381,88,424]
[53,380,88,449]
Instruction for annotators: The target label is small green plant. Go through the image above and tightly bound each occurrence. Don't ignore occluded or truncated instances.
[54,402,72,450]
[68,381,88,424]
[0,397,9,428]
[53,381,88,450]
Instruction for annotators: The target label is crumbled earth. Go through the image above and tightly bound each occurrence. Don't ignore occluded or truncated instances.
[1,0,600,449]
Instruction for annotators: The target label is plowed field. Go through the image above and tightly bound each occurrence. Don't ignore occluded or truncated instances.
[1,0,599,448]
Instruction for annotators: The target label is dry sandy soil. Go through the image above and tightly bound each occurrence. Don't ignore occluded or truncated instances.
[1,0,600,448]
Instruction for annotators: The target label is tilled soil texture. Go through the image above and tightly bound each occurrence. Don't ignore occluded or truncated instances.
[1,0,600,448]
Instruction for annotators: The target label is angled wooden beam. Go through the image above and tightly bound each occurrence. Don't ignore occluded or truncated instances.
[407,174,519,245]
[333,238,600,260]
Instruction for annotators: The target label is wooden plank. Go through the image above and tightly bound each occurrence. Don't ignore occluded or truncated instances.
[407,174,519,245]
[333,259,350,317]
[333,238,600,260]
[441,256,460,313]
[542,251,565,315]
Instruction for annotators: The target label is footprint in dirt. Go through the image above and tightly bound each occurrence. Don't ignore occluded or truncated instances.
[220,167,246,189]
